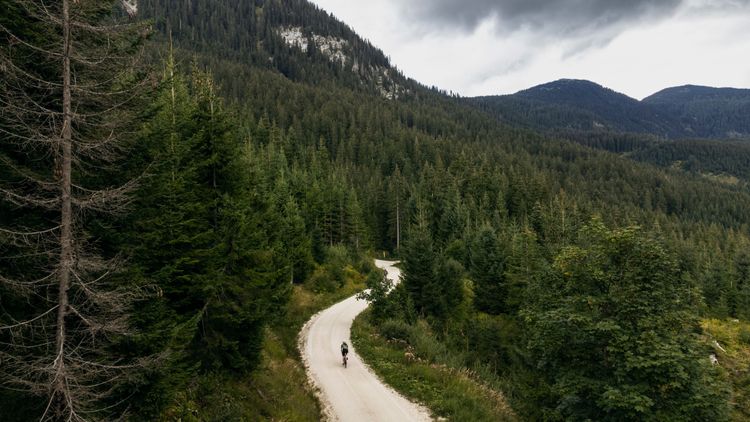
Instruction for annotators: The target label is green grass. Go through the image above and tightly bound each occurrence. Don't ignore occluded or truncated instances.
[352,311,518,422]
[702,319,750,422]
[159,264,368,421]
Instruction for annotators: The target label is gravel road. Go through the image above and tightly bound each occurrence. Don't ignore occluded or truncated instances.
[300,260,432,422]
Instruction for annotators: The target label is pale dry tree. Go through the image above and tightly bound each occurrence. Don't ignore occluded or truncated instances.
[0,0,151,420]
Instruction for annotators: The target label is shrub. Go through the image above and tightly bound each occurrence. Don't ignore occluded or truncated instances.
[305,265,338,293]
[379,319,412,342]
[739,327,750,346]
[325,245,350,285]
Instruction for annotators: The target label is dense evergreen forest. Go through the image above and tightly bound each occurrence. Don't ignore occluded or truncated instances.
[2,0,750,420]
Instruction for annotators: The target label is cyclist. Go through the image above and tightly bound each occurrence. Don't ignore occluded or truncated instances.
[341,341,349,366]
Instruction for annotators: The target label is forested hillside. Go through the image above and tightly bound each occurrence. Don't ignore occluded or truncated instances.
[644,85,750,139]
[2,0,750,420]
[550,131,750,187]
[470,79,750,139]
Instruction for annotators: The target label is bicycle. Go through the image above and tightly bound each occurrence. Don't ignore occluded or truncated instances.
[342,353,348,368]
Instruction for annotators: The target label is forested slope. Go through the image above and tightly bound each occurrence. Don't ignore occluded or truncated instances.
[644,85,750,138]
[470,79,750,140]
[141,2,750,418]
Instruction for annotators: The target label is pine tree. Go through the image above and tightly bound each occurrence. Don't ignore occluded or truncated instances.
[469,226,508,314]
[402,226,436,316]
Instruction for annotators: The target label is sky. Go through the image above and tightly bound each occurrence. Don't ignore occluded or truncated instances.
[309,0,750,99]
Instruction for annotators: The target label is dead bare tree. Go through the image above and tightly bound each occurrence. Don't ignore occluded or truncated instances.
[0,0,150,420]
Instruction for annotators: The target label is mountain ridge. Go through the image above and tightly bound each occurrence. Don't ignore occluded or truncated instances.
[644,84,750,103]
[470,79,750,139]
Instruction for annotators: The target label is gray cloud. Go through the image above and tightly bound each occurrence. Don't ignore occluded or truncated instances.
[402,0,685,36]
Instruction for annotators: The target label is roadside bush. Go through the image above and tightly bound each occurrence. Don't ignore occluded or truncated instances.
[465,314,523,369]
[357,269,392,321]
[379,319,412,342]
[305,265,338,293]
[354,254,377,275]
[408,320,455,365]
[739,327,750,346]
[325,245,350,286]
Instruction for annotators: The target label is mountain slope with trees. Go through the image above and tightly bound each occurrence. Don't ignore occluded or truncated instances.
[470,79,750,139]
[643,85,750,139]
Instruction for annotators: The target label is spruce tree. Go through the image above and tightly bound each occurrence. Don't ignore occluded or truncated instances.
[402,225,436,316]
[469,226,508,314]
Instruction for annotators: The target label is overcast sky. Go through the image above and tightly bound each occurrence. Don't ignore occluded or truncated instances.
[309,0,750,99]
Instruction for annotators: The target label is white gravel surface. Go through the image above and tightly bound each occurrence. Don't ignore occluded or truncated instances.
[299,259,433,422]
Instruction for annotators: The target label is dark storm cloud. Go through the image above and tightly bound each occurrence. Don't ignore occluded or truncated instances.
[403,0,685,35]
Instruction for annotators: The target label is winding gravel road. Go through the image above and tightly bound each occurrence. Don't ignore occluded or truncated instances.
[300,260,432,422]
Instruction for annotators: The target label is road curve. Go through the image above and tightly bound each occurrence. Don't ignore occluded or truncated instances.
[300,260,432,422]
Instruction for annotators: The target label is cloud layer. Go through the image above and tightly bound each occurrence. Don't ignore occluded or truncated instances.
[311,0,750,99]
[401,0,684,35]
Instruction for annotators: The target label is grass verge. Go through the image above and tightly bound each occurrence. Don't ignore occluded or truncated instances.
[702,319,750,422]
[351,310,518,422]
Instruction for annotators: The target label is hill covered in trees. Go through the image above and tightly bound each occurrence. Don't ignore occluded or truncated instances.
[643,85,750,139]
[470,79,750,139]
[3,0,750,420]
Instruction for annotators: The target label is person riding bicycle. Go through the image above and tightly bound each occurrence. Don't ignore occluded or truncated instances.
[340,341,349,363]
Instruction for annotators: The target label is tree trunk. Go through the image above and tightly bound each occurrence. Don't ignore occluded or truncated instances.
[396,197,400,251]
[54,0,73,401]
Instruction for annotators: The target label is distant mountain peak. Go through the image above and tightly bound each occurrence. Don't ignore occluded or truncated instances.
[517,79,605,92]
[644,85,750,104]
[470,79,750,139]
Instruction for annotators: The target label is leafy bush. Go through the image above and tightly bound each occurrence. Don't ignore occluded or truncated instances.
[465,314,523,369]
[379,319,412,342]
[357,269,391,321]
[325,245,350,285]
[739,327,750,346]
[524,221,730,421]
[305,265,338,293]
[354,254,377,274]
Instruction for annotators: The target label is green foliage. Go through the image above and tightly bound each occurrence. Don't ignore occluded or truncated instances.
[523,220,730,421]
[702,319,750,421]
[378,319,412,342]
[465,314,524,371]
[434,258,466,322]
[739,328,750,346]
[120,64,310,415]
[304,246,361,293]
[401,226,465,325]
[357,269,393,323]
[402,226,437,316]
[325,244,350,285]
[352,311,518,422]
[305,265,340,294]
[469,226,510,314]
[159,264,369,422]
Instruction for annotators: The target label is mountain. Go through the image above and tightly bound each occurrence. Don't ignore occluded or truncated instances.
[469,79,750,139]
[139,0,417,101]
[645,85,750,103]
[643,85,750,138]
